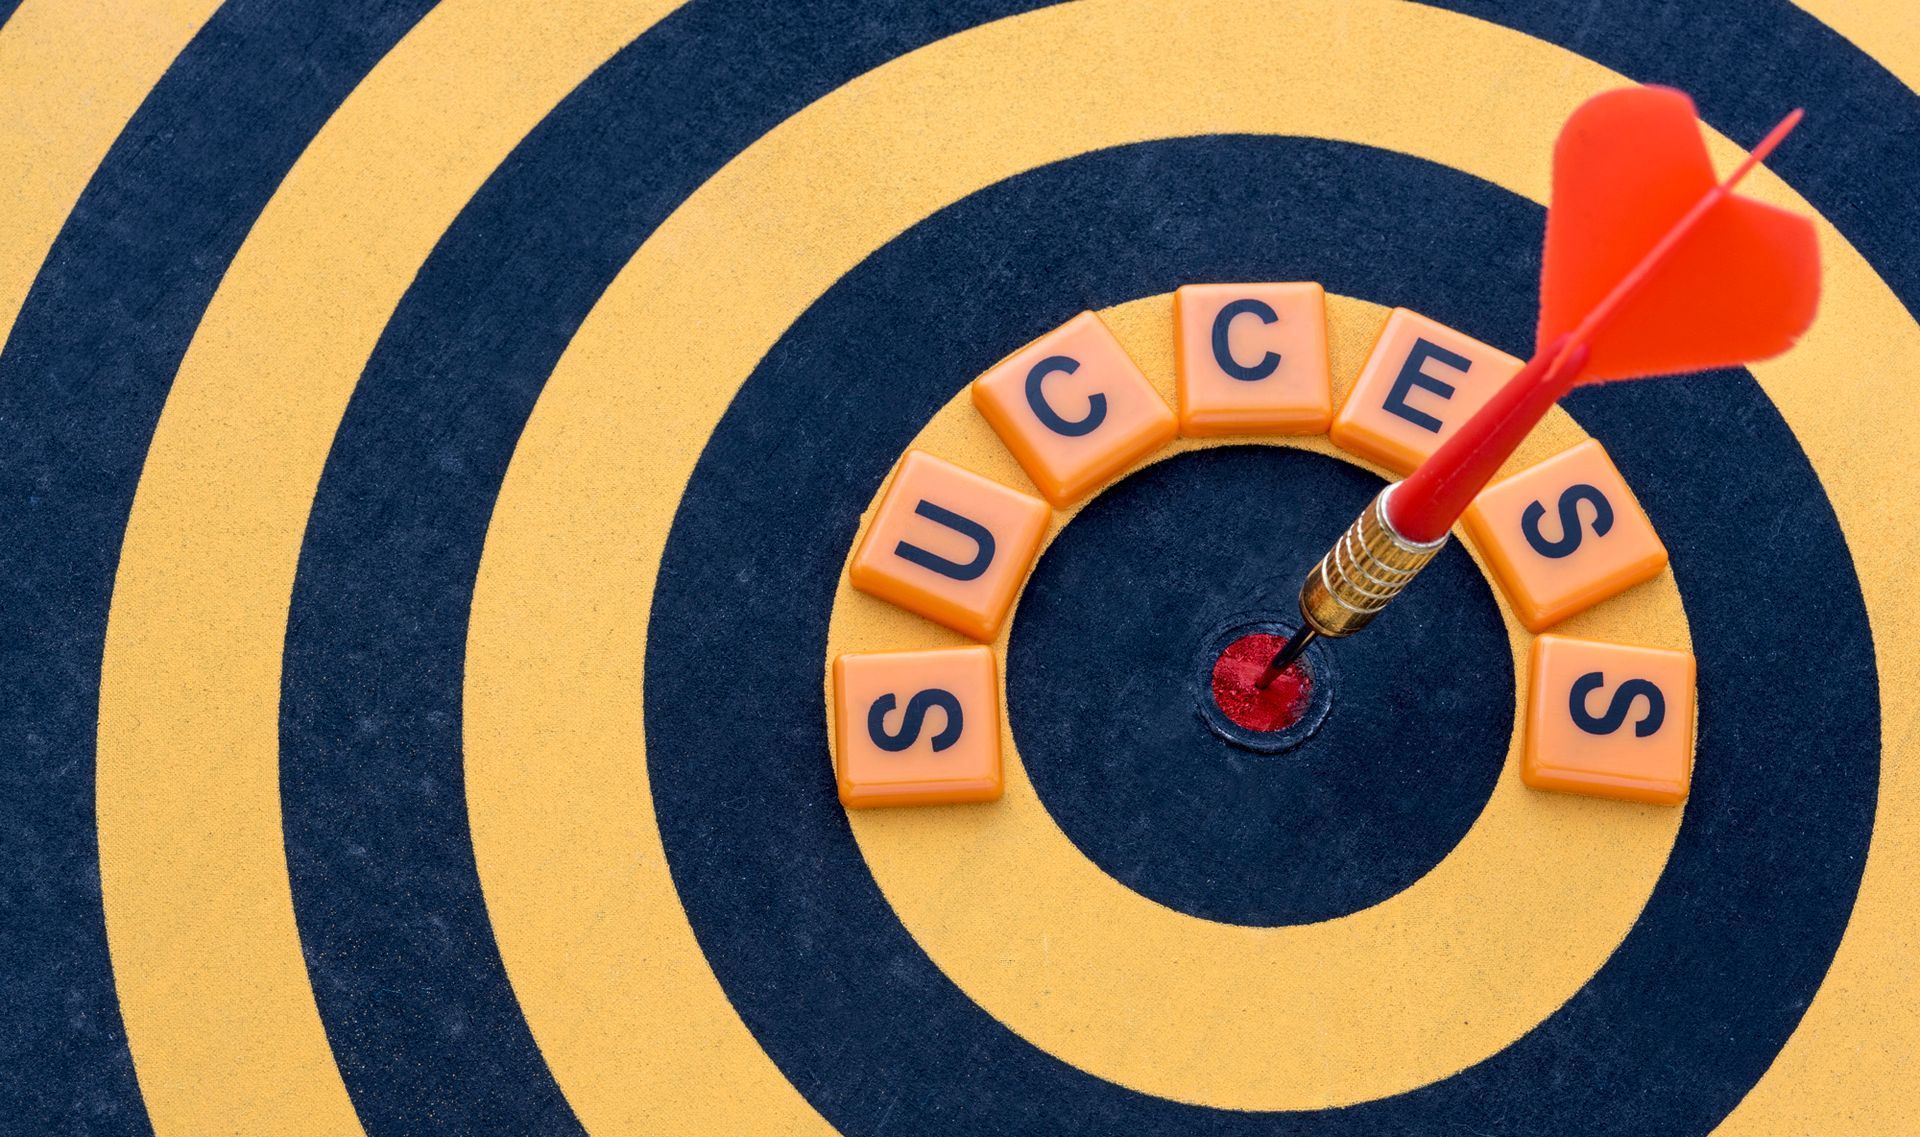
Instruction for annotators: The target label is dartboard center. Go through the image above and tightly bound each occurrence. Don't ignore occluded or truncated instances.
[1208,631,1315,734]
[1189,611,1341,756]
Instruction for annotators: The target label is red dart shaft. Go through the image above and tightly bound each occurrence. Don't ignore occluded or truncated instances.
[1388,107,1803,545]
[1261,98,1812,687]
[1387,338,1589,543]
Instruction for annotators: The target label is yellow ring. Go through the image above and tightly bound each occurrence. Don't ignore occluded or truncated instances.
[94,2,688,1132]
[81,0,1920,1131]
[825,290,1688,1108]
[0,0,220,345]
[464,0,1920,1129]
[1791,0,1920,94]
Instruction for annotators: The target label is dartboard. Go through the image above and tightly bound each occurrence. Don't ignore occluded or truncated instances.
[1,2,1913,1134]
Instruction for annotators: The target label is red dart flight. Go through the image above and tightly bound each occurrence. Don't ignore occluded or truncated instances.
[1388,85,1822,544]
[1259,86,1821,687]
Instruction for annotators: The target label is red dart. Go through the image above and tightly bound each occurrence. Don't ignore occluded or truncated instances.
[1259,86,1821,688]
[1389,87,1821,544]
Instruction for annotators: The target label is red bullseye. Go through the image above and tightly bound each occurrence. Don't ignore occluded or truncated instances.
[1210,633,1313,733]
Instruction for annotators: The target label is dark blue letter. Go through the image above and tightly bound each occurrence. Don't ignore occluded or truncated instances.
[868,689,964,753]
[1025,354,1105,437]
[1570,671,1665,738]
[1211,298,1281,381]
[1521,483,1615,559]
[895,500,995,581]
[1382,338,1471,433]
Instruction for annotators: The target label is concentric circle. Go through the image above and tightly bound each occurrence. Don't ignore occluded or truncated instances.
[829,291,1678,1108]
[1006,444,1511,926]
[453,4,1907,1125]
[5,0,1906,1132]
[650,134,1871,1130]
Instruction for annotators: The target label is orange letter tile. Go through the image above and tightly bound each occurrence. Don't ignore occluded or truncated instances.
[1525,635,1696,805]
[1173,283,1332,436]
[971,311,1177,505]
[849,450,1050,641]
[1329,308,1524,474]
[833,646,1002,808]
[1463,439,1669,631]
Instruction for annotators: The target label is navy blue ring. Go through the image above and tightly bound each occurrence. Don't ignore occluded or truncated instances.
[645,134,1876,1135]
[271,2,1904,1134]
[1426,0,1920,315]
[0,0,1901,1131]
[1008,446,1513,925]
[0,1,435,1130]
[279,3,1055,1133]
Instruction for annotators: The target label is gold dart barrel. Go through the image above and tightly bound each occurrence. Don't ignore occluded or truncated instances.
[1297,482,1449,640]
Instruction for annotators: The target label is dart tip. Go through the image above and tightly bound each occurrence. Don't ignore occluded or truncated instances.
[1254,628,1319,690]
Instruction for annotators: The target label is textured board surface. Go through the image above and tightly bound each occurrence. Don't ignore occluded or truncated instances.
[1,2,1915,1134]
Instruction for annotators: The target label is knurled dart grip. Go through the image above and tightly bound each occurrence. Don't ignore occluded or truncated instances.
[1297,482,1449,639]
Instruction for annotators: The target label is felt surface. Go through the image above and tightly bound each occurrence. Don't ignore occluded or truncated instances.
[1008,446,1512,927]
[659,140,1865,1131]
[0,2,436,1131]
[0,2,1914,1135]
